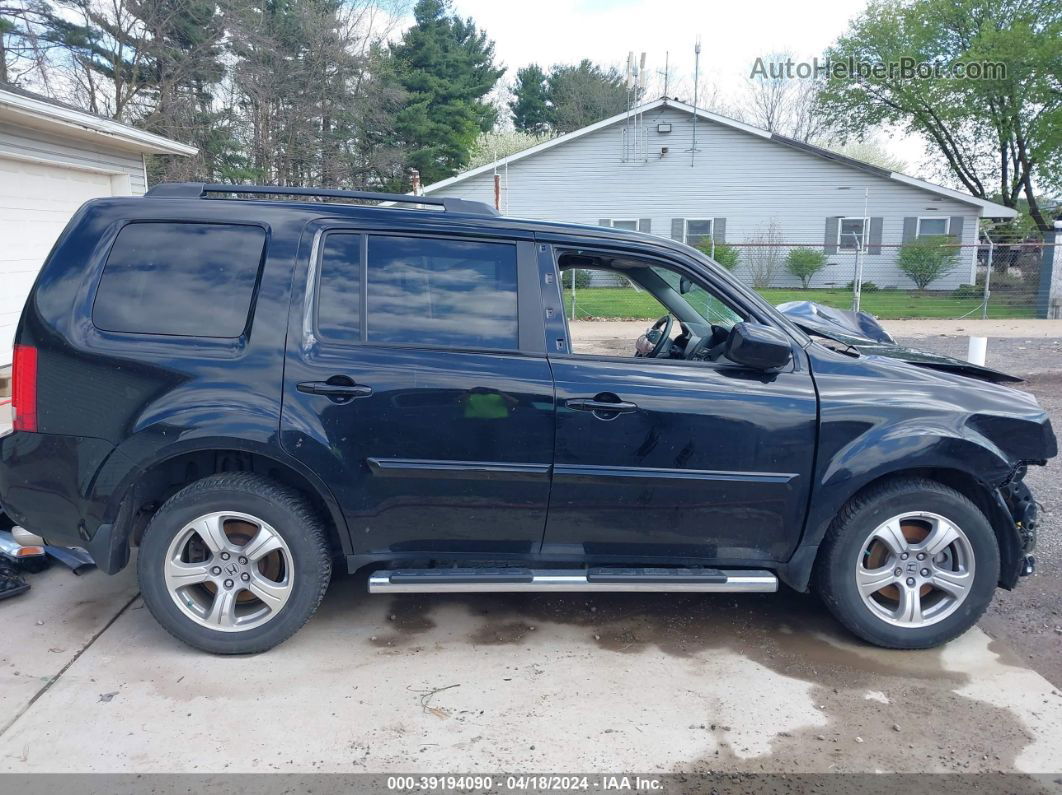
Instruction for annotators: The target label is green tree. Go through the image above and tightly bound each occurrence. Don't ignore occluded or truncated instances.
[467,128,550,168]
[546,59,627,134]
[390,0,503,184]
[786,247,828,288]
[897,235,960,289]
[509,63,550,133]
[696,240,740,271]
[818,0,1062,231]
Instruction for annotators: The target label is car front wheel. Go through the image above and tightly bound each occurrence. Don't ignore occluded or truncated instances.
[815,478,1000,649]
[138,473,332,654]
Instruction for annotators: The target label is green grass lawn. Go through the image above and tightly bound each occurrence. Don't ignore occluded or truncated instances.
[563,287,1037,320]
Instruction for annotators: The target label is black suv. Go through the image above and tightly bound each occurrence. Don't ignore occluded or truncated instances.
[0,184,1054,654]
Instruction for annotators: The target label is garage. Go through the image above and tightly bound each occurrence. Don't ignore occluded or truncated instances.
[0,83,196,369]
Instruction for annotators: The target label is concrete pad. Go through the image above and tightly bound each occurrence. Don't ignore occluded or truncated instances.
[0,564,138,735]
[1,575,1061,774]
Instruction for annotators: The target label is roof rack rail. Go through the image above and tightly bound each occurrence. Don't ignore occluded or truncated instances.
[144,182,499,216]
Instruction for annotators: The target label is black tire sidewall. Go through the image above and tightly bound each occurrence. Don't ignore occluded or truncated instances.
[138,478,330,654]
[820,484,999,649]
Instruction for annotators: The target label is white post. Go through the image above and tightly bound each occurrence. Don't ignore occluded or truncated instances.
[967,336,987,366]
[980,230,993,320]
[570,270,576,322]
[852,189,869,313]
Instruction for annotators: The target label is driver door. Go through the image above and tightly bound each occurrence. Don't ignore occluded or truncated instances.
[541,249,818,565]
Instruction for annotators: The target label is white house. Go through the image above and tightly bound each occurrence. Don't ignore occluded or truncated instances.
[423,98,1016,291]
[0,83,196,368]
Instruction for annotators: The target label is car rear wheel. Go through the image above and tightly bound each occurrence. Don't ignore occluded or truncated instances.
[815,478,999,649]
[138,473,332,654]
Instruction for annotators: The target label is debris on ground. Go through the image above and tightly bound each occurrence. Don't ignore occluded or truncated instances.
[0,557,29,601]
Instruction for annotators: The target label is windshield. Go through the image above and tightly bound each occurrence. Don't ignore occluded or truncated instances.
[679,246,812,346]
[650,265,744,328]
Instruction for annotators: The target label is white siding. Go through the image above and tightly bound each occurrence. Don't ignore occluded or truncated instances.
[431,107,981,290]
[0,120,148,194]
[0,118,148,366]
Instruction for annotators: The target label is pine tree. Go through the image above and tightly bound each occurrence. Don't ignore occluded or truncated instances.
[546,59,627,134]
[509,63,550,134]
[390,0,503,184]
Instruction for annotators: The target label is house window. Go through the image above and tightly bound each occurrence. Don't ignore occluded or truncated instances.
[610,219,639,231]
[685,219,713,249]
[838,217,868,251]
[917,217,950,237]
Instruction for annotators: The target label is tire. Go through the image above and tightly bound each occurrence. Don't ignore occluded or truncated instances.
[138,473,332,654]
[814,478,999,650]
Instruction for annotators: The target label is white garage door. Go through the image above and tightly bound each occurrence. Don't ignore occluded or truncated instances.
[0,158,118,366]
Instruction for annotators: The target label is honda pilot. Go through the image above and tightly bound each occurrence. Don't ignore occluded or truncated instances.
[0,183,1054,654]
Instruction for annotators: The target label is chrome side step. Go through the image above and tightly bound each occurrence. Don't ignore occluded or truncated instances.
[368,567,778,594]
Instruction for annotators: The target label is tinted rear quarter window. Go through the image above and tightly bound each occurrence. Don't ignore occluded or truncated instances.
[93,222,266,337]
[315,233,362,343]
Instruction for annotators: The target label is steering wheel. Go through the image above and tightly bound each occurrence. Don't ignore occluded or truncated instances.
[635,314,674,358]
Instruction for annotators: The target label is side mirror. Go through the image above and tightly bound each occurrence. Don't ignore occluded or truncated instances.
[725,322,792,370]
[678,276,693,295]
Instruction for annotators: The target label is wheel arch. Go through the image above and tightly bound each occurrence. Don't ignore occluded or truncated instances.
[90,440,350,574]
[780,464,1019,593]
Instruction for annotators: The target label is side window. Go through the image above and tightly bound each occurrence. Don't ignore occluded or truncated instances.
[93,222,265,337]
[364,235,519,351]
[559,259,746,360]
[562,266,669,356]
[316,233,362,343]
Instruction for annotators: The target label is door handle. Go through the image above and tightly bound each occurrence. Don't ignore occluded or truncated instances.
[566,398,637,413]
[297,381,373,398]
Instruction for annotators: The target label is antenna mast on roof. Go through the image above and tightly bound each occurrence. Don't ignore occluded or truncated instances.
[638,51,647,162]
[691,36,701,167]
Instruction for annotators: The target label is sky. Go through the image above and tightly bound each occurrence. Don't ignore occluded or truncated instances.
[442,0,931,170]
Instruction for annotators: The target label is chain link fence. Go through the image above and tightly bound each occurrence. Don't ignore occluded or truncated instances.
[563,231,1047,322]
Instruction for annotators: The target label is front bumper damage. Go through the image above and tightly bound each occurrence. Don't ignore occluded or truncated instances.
[997,468,1040,582]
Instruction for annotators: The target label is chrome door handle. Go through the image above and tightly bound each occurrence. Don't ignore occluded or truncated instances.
[566,398,637,413]
[297,381,372,398]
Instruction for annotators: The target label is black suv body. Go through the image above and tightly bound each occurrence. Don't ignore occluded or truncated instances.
[0,184,1055,653]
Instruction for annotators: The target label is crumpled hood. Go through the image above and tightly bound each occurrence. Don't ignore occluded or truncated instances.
[777,300,1023,384]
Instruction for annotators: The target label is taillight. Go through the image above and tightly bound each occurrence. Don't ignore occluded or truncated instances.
[12,344,37,432]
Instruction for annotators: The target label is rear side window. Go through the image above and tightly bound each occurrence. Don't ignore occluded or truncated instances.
[368,235,518,350]
[315,233,362,343]
[93,222,266,337]
[316,234,519,351]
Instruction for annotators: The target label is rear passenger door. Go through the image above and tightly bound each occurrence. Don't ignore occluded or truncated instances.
[281,223,554,559]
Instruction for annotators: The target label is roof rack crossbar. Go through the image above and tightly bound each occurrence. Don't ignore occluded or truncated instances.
[144,182,498,216]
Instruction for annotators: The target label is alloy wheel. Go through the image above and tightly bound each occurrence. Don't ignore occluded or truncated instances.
[162,511,294,632]
[855,511,975,628]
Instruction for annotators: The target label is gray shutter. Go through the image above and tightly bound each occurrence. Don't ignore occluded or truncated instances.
[671,218,685,241]
[638,218,652,234]
[598,218,611,228]
[824,217,839,255]
[868,217,883,255]
[713,217,726,244]
[902,217,918,242]
[949,216,964,241]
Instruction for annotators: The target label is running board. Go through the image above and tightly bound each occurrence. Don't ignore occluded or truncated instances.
[368,567,778,594]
